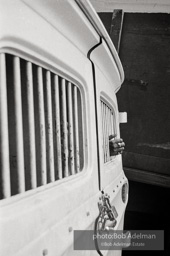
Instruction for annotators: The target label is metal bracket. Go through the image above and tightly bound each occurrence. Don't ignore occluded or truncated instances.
[97,191,118,231]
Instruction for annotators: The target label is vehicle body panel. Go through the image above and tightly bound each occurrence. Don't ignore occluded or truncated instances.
[0,1,128,255]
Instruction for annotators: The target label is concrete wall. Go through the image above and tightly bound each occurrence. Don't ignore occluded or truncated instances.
[90,0,170,13]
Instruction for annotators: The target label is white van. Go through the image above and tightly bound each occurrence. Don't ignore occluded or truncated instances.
[0,0,128,255]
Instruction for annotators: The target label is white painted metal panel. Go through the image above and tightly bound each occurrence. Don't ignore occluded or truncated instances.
[91,39,122,92]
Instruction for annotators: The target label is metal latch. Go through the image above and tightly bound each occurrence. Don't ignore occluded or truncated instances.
[97,191,118,231]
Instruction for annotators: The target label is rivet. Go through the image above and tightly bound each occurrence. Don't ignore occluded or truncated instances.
[42,249,48,256]
[68,227,73,232]
[113,190,115,193]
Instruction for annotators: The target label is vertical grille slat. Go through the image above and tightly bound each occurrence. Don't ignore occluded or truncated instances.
[106,106,110,161]
[37,67,47,185]
[61,78,69,178]
[109,111,112,135]
[101,101,105,162]
[101,99,116,163]
[0,53,11,198]
[13,56,25,193]
[53,75,62,179]
[0,53,84,200]
[103,103,107,162]
[26,61,37,189]
[45,71,55,182]
[111,112,114,135]
[68,82,75,175]
[73,86,80,173]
